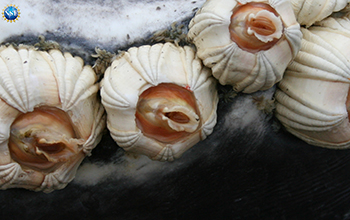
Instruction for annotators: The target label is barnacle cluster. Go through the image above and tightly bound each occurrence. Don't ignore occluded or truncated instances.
[187,0,350,149]
[150,22,189,46]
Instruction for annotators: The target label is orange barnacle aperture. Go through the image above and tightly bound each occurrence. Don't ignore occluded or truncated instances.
[229,3,283,53]
[135,83,200,143]
[9,106,84,173]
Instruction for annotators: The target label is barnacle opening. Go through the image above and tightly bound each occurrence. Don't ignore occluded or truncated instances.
[229,2,283,52]
[8,106,84,172]
[164,111,190,123]
[135,83,201,143]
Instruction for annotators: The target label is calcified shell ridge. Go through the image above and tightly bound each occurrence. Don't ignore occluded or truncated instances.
[275,15,350,149]
[101,43,218,161]
[188,0,302,93]
[291,0,350,27]
[0,45,105,192]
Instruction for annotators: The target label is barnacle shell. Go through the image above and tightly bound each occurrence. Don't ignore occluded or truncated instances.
[291,0,349,27]
[100,43,218,161]
[188,0,302,93]
[275,15,350,149]
[0,45,105,192]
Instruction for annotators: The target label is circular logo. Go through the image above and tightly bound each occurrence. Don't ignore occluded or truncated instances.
[2,5,20,22]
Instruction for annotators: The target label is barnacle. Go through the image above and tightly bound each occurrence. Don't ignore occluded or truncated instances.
[275,14,350,148]
[151,22,189,46]
[34,35,60,51]
[252,96,275,114]
[0,45,105,192]
[291,0,349,27]
[100,43,218,161]
[188,0,302,93]
[91,47,117,77]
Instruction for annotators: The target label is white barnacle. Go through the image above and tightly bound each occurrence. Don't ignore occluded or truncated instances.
[275,14,350,149]
[187,0,302,93]
[291,0,350,27]
[100,43,218,161]
[0,45,105,192]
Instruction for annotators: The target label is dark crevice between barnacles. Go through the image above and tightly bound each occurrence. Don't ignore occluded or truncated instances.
[91,47,120,80]
[150,21,191,47]
[271,117,282,133]
[218,85,238,103]
[332,3,350,18]
[34,35,61,51]
[252,95,276,115]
